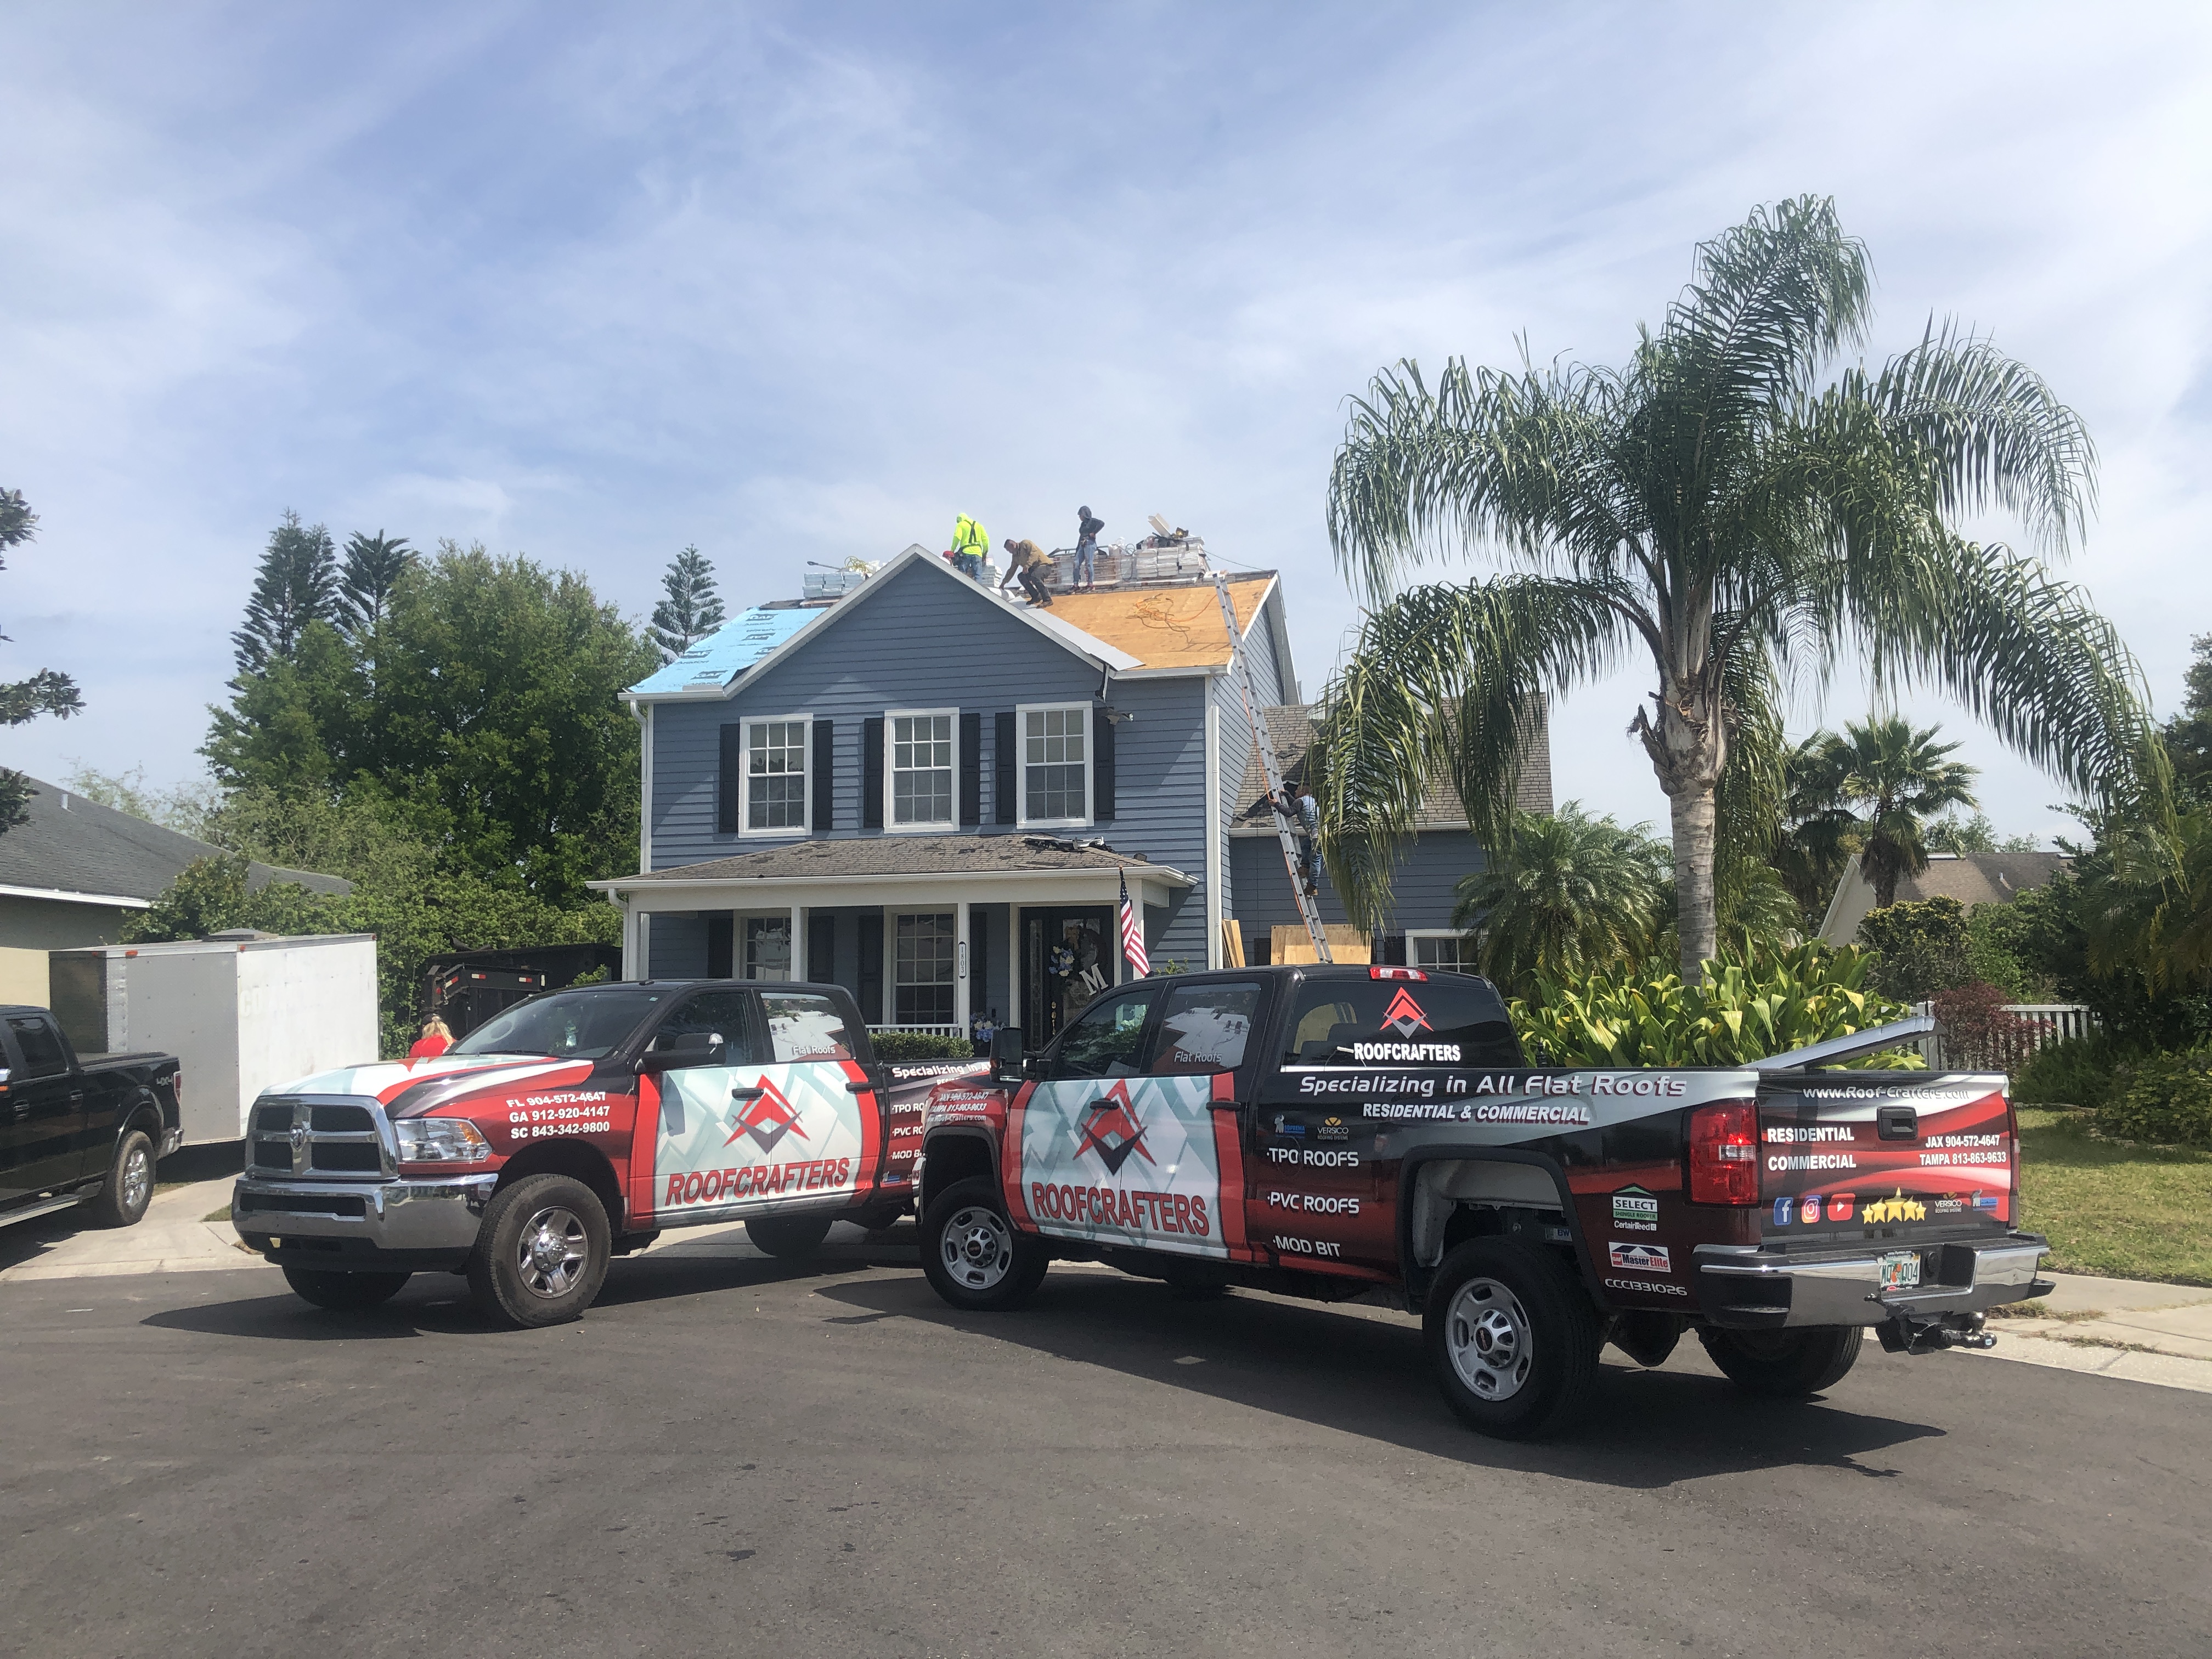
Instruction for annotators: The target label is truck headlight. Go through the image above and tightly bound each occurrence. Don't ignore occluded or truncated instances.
[396,1118,493,1164]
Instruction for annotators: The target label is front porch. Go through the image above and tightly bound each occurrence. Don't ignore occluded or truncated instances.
[590,837,1192,1046]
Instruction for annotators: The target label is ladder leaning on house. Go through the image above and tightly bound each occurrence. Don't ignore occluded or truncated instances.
[1212,575,1332,963]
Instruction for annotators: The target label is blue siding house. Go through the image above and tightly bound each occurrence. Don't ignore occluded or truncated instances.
[594,545,1550,1042]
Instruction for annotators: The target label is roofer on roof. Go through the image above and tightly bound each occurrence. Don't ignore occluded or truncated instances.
[1000,538,1055,607]
[951,514,990,582]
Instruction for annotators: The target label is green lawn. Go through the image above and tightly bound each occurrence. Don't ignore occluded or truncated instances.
[2016,1107,2212,1286]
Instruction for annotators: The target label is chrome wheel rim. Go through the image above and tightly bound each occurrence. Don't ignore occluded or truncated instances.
[940,1205,1014,1291]
[516,1206,588,1298]
[1444,1277,1533,1402]
[121,1144,151,1213]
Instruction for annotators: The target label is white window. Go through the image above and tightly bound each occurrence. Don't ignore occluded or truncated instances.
[1018,702,1090,827]
[887,709,955,828]
[1409,932,1476,972]
[893,912,956,1023]
[744,716,809,835]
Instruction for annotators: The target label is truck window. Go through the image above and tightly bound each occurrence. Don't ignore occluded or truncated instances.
[1047,987,1159,1081]
[1279,975,1523,1068]
[760,992,857,1062]
[1152,982,1262,1075]
[453,988,675,1060]
[652,991,759,1063]
[6,1014,66,1077]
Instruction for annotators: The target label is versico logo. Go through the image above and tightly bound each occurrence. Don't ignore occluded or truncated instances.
[725,1079,809,1154]
[1380,987,1431,1038]
[1075,1080,1155,1175]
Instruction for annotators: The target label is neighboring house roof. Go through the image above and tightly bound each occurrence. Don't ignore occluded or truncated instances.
[1231,703,1555,832]
[1817,849,2071,947]
[0,778,352,909]
[593,832,1188,887]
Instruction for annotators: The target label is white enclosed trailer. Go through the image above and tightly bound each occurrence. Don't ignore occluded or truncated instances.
[49,933,380,1147]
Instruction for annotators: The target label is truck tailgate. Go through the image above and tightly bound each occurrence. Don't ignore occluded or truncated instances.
[1754,1071,2016,1243]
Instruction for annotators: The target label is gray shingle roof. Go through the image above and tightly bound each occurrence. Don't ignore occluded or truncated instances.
[1232,704,1553,831]
[610,833,1186,884]
[0,777,352,902]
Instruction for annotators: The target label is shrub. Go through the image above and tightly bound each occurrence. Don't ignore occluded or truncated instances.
[869,1029,975,1061]
[1930,981,2034,1073]
[2012,1034,2128,1109]
[2098,1052,2212,1147]
[1512,941,1917,1068]
[1857,896,1972,1003]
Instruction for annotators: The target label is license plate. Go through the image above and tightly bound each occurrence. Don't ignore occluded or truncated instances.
[1878,1250,1921,1291]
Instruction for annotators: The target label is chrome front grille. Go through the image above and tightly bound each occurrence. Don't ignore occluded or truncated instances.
[246,1098,392,1179]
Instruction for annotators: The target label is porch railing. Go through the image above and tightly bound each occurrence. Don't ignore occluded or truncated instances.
[870,1022,965,1040]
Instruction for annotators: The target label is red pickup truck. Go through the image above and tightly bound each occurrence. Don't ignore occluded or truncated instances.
[915,964,2050,1440]
[232,981,934,1325]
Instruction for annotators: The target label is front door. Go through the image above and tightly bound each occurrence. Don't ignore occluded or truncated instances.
[1020,906,1115,1045]
[1002,980,1256,1265]
[645,988,881,1227]
[0,1013,86,1201]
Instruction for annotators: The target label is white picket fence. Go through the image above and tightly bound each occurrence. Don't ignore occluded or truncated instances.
[1910,1001,2094,1070]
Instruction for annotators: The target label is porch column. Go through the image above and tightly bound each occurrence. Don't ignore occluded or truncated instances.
[789,904,804,982]
[1007,906,1022,1041]
[954,901,971,1035]
[620,900,644,981]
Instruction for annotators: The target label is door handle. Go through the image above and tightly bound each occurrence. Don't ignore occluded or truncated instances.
[730,1086,765,1102]
[847,1080,874,1094]
[67,1091,83,1104]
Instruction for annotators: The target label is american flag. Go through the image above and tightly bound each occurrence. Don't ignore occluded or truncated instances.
[1118,870,1149,977]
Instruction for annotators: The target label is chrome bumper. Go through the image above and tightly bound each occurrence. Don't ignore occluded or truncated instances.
[1694,1233,2051,1329]
[232,1173,497,1268]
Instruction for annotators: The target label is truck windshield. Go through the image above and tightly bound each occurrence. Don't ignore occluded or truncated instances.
[450,989,674,1061]
[1280,975,1523,1068]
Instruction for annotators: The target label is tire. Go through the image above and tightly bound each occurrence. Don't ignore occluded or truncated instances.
[284,1267,411,1310]
[919,1177,1048,1312]
[1424,1239,1602,1441]
[466,1173,611,1329]
[745,1211,835,1259]
[82,1127,155,1229]
[1697,1325,1864,1397]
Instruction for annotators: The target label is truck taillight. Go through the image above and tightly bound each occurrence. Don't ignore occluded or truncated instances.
[1688,1101,1758,1205]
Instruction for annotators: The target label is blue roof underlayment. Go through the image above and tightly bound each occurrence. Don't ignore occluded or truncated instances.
[627,605,824,696]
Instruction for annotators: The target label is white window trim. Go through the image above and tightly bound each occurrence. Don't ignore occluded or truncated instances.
[1406,928,1477,970]
[1014,700,1094,830]
[887,909,960,1025]
[737,712,813,839]
[882,706,960,833]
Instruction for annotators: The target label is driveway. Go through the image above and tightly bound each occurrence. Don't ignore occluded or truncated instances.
[2,1248,2204,1658]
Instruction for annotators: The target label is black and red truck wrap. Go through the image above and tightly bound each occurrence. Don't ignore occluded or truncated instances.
[232,981,943,1325]
[915,964,2049,1440]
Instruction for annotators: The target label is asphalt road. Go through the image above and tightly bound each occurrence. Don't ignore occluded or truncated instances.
[3,1241,2205,1659]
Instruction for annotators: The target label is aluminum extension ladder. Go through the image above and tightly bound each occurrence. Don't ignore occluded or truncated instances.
[1213,575,1331,963]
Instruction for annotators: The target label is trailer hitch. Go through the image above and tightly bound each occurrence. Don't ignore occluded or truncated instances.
[1875,1308,1997,1356]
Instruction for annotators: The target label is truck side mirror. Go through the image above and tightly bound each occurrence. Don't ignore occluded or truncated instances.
[990,1026,1025,1089]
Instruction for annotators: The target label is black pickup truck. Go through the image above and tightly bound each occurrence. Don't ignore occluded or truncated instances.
[914,964,2049,1440]
[0,1005,183,1231]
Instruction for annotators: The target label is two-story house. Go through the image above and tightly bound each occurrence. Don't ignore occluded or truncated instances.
[592,544,1551,1042]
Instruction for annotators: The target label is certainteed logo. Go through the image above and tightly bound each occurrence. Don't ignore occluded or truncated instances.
[1075,1080,1155,1176]
[1380,987,1431,1038]
[725,1079,808,1154]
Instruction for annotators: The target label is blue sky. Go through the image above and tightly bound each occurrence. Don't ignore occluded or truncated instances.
[4,3,2210,846]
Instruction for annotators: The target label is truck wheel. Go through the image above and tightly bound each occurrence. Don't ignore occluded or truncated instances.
[82,1127,155,1229]
[1425,1239,1601,1441]
[745,1212,834,1259]
[921,1177,1047,1311]
[1698,1325,1863,1397]
[283,1267,411,1310]
[466,1174,611,1329]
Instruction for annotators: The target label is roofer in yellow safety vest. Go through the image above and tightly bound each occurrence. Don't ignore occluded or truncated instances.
[951,515,990,582]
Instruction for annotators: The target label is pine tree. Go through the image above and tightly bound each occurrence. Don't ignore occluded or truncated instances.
[0,483,83,834]
[233,510,340,674]
[338,531,415,635]
[648,545,727,660]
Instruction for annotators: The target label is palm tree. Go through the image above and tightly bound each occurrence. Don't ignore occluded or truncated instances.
[1817,715,1979,907]
[1770,732,1863,923]
[1449,803,1669,991]
[1313,195,2156,980]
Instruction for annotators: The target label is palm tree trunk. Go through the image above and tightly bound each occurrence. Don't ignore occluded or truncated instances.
[1667,785,1719,975]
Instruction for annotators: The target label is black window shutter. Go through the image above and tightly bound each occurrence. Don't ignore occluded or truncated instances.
[1093,706,1115,821]
[862,716,885,829]
[717,724,744,834]
[959,712,982,826]
[811,719,834,831]
[995,712,1018,825]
